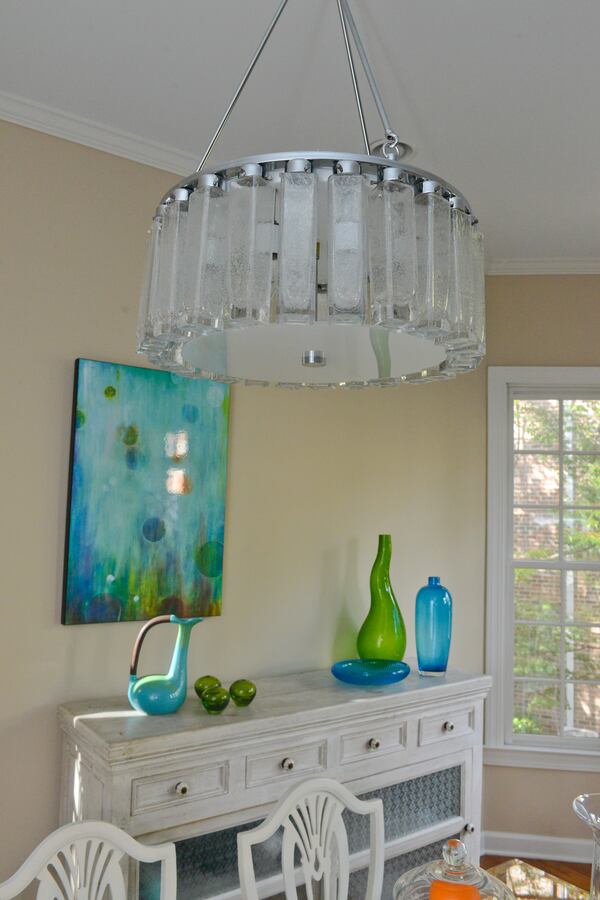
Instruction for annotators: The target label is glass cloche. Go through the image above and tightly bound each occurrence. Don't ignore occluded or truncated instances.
[394,839,515,900]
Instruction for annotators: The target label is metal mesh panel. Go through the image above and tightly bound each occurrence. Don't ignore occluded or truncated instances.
[346,765,462,851]
[139,767,462,900]
[348,835,461,900]
[139,817,284,900]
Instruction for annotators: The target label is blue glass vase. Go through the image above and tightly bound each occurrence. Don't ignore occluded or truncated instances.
[415,577,452,676]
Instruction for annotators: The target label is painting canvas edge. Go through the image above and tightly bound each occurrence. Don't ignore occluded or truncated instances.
[61,358,83,625]
[62,358,230,625]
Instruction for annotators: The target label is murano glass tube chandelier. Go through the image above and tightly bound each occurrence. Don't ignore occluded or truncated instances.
[137,0,485,388]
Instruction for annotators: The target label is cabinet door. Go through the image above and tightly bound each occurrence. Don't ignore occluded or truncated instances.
[341,749,475,890]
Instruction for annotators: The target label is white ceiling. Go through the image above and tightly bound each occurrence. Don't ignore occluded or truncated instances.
[2,0,600,271]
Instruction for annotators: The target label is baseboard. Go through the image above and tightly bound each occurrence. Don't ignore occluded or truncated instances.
[482,830,592,864]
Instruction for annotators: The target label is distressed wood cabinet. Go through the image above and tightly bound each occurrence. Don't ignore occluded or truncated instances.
[59,668,491,899]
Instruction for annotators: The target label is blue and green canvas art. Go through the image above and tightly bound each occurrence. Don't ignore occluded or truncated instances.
[63,359,230,624]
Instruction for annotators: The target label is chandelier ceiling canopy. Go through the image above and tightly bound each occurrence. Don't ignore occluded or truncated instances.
[137,0,485,388]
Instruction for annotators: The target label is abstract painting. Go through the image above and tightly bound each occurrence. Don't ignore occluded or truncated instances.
[63,359,230,624]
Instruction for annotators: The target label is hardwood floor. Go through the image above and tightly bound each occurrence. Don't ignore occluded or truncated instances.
[481,855,592,891]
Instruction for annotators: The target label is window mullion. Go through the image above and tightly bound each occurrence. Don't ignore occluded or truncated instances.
[558,399,565,737]
[506,392,516,745]
[512,559,600,571]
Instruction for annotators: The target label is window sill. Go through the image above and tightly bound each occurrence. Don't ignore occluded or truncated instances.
[484,744,600,772]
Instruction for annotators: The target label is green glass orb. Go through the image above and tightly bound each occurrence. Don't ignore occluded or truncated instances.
[194,675,222,699]
[201,686,230,714]
[229,679,257,707]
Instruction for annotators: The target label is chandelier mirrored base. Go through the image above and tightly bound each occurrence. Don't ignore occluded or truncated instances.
[141,324,481,388]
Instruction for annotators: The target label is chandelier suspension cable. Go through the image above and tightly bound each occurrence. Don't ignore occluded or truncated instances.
[340,0,401,153]
[195,0,399,172]
[335,0,371,154]
[195,0,291,173]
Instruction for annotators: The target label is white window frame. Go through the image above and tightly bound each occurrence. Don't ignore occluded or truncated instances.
[485,366,600,772]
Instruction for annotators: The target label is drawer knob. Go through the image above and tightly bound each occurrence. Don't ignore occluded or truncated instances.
[367,737,381,751]
[464,823,475,834]
[281,757,295,771]
[443,721,455,733]
[175,781,189,796]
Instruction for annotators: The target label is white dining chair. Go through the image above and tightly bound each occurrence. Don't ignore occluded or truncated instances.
[0,820,176,900]
[237,777,384,900]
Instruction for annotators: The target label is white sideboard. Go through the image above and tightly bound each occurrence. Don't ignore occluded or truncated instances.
[59,667,491,899]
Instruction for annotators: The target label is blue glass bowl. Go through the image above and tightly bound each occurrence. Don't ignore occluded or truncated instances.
[331,658,410,686]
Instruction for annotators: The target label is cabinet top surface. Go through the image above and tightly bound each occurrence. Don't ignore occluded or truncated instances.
[59,667,491,760]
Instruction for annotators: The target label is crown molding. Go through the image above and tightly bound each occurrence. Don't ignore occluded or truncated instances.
[488,257,600,275]
[0,89,195,176]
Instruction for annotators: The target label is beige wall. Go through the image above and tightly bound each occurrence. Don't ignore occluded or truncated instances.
[482,275,600,840]
[486,274,600,366]
[0,119,598,874]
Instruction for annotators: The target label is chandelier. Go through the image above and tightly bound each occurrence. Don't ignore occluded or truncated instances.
[137,0,485,388]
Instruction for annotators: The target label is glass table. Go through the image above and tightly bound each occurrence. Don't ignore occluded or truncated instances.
[487,860,589,900]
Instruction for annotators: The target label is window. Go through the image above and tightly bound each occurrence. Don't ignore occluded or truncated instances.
[486,368,600,770]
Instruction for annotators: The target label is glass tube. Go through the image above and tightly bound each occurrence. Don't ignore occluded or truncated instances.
[278,171,318,323]
[446,206,474,349]
[368,177,417,328]
[327,173,368,323]
[414,188,451,337]
[154,196,188,338]
[137,215,162,351]
[315,171,332,321]
[445,225,486,370]
[471,228,486,355]
[185,184,228,330]
[227,173,275,325]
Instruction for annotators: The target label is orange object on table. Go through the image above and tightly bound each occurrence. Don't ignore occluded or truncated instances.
[429,880,482,900]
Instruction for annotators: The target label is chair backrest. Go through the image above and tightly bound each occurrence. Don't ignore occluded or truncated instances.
[0,820,176,900]
[237,777,384,900]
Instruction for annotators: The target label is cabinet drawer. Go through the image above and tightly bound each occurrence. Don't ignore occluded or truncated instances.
[246,741,327,788]
[340,721,407,764]
[131,763,228,815]
[419,707,474,746]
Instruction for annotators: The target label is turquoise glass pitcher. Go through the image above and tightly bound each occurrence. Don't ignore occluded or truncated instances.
[128,615,203,715]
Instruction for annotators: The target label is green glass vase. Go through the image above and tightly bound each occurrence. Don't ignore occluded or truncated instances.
[357,534,406,661]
